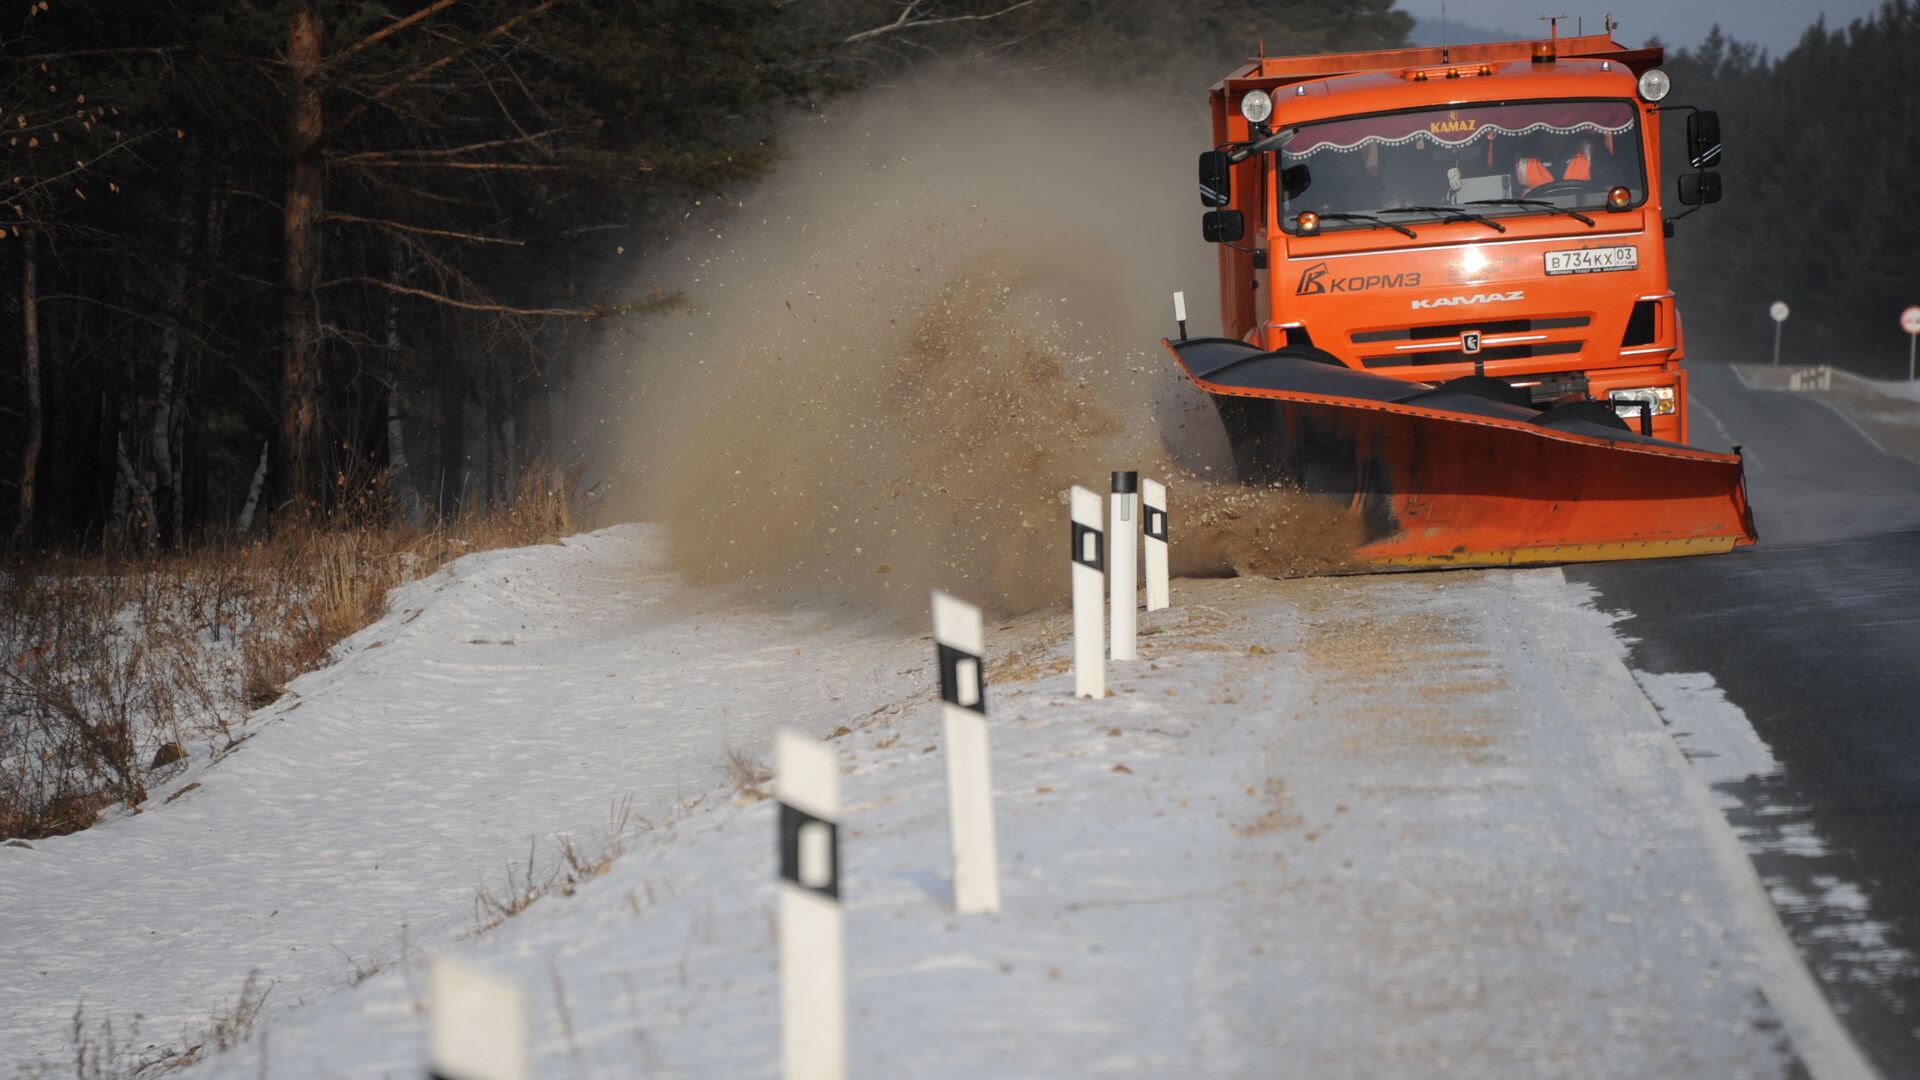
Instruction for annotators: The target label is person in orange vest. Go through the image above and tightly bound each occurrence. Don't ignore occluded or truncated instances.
[1513,132,1593,192]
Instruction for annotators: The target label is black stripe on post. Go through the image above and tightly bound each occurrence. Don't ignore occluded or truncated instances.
[937,643,987,714]
[1111,470,1138,495]
[1071,521,1105,573]
[778,801,840,900]
[1145,503,1168,543]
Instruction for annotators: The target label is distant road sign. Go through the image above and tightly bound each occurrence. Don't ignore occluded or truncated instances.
[1770,301,1791,323]
[1902,305,1920,335]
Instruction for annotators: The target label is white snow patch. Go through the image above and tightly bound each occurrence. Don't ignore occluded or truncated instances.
[1630,666,1918,999]
[0,533,1872,1078]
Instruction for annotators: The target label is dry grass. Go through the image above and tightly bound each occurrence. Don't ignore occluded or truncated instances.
[2,464,592,842]
[168,971,272,1068]
[18,972,271,1080]
[473,795,638,933]
[722,743,773,800]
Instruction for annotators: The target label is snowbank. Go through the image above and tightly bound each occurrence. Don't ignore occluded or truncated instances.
[1,526,1860,1077]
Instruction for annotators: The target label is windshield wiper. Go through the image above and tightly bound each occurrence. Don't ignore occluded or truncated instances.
[1316,212,1417,238]
[1465,198,1595,227]
[1388,205,1508,233]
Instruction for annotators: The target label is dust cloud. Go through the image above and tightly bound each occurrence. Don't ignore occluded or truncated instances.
[606,76,1360,615]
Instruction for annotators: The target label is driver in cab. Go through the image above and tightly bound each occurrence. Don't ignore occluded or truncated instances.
[1508,131,1623,195]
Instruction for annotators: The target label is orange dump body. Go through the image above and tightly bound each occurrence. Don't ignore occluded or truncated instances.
[1185,34,1757,568]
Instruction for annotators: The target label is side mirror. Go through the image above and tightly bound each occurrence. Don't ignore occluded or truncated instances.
[1686,110,1722,168]
[1677,171,1722,206]
[1199,150,1231,207]
[1202,209,1245,243]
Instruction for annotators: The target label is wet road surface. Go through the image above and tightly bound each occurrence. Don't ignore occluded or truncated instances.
[1570,360,1920,1074]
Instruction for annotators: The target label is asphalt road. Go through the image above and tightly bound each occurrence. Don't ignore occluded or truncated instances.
[1570,360,1920,1075]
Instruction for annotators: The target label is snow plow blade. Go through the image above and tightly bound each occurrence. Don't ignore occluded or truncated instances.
[1166,338,1758,568]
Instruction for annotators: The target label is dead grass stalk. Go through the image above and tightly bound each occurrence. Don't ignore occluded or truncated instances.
[2,463,592,841]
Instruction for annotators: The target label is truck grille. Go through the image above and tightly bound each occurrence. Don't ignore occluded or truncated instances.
[1352,315,1590,369]
[1360,341,1583,367]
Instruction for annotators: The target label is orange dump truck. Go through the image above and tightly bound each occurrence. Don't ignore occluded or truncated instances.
[1167,32,1757,568]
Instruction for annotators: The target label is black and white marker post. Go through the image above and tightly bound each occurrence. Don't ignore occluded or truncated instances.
[1070,485,1105,699]
[777,729,845,1080]
[932,590,1001,914]
[1110,471,1139,662]
[426,956,527,1080]
[1143,477,1170,612]
[1173,291,1188,342]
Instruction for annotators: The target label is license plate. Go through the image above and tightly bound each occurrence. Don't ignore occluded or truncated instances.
[1544,246,1638,275]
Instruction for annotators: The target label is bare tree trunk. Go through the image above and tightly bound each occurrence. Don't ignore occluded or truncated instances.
[483,361,499,512]
[15,228,41,546]
[107,286,156,550]
[554,215,578,456]
[151,189,195,548]
[497,358,517,507]
[114,430,156,546]
[384,263,425,526]
[279,4,326,521]
[437,346,464,519]
[182,184,225,541]
[108,399,130,546]
[236,439,270,535]
[483,353,514,510]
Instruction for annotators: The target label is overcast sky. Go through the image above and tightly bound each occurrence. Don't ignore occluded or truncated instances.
[1395,1,1887,57]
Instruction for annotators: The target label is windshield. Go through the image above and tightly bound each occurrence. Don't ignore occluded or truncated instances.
[1279,99,1646,231]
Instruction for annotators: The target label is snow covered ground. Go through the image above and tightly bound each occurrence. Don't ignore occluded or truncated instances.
[1844,371,1920,405]
[0,525,1872,1077]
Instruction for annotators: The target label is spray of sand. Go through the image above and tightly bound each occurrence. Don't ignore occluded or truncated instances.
[607,77,1360,614]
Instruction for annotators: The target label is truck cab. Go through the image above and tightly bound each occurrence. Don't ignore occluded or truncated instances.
[1199,34,1723,443]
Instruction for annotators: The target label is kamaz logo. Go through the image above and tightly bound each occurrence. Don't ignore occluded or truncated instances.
[1296,261,1422,296]
[1411,290,1525,310]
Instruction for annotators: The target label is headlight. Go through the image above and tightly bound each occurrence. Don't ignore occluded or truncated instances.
[1240,89,1274,124]
[1637,68,1671,102]
[1609,386,1676,417]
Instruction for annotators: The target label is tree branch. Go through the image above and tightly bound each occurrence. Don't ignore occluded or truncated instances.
[335,159,573,172]
[324,211,524,245]
[15,46,184,62]
[327,0,563,142]
[331,130,557,163]
[330,0,460,65]
[320,275,594,317]
[842,0,1040,45]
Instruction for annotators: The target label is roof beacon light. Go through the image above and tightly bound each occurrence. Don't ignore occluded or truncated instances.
[1637,68,1671,102]
[1607,186,1632,210]
[1295,211,1320,235]
[1240,89,1274,125]
[1531,40,1556,64]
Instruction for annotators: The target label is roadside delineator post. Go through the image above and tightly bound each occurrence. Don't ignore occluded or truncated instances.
[777,729,844,1080]
[1110,471,1139,662]
[1173,291,1188,342]
[427,956,527,1080]
[1069,485,1105,699]
[1143,477,1170,612]
[931,590,1001,914]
